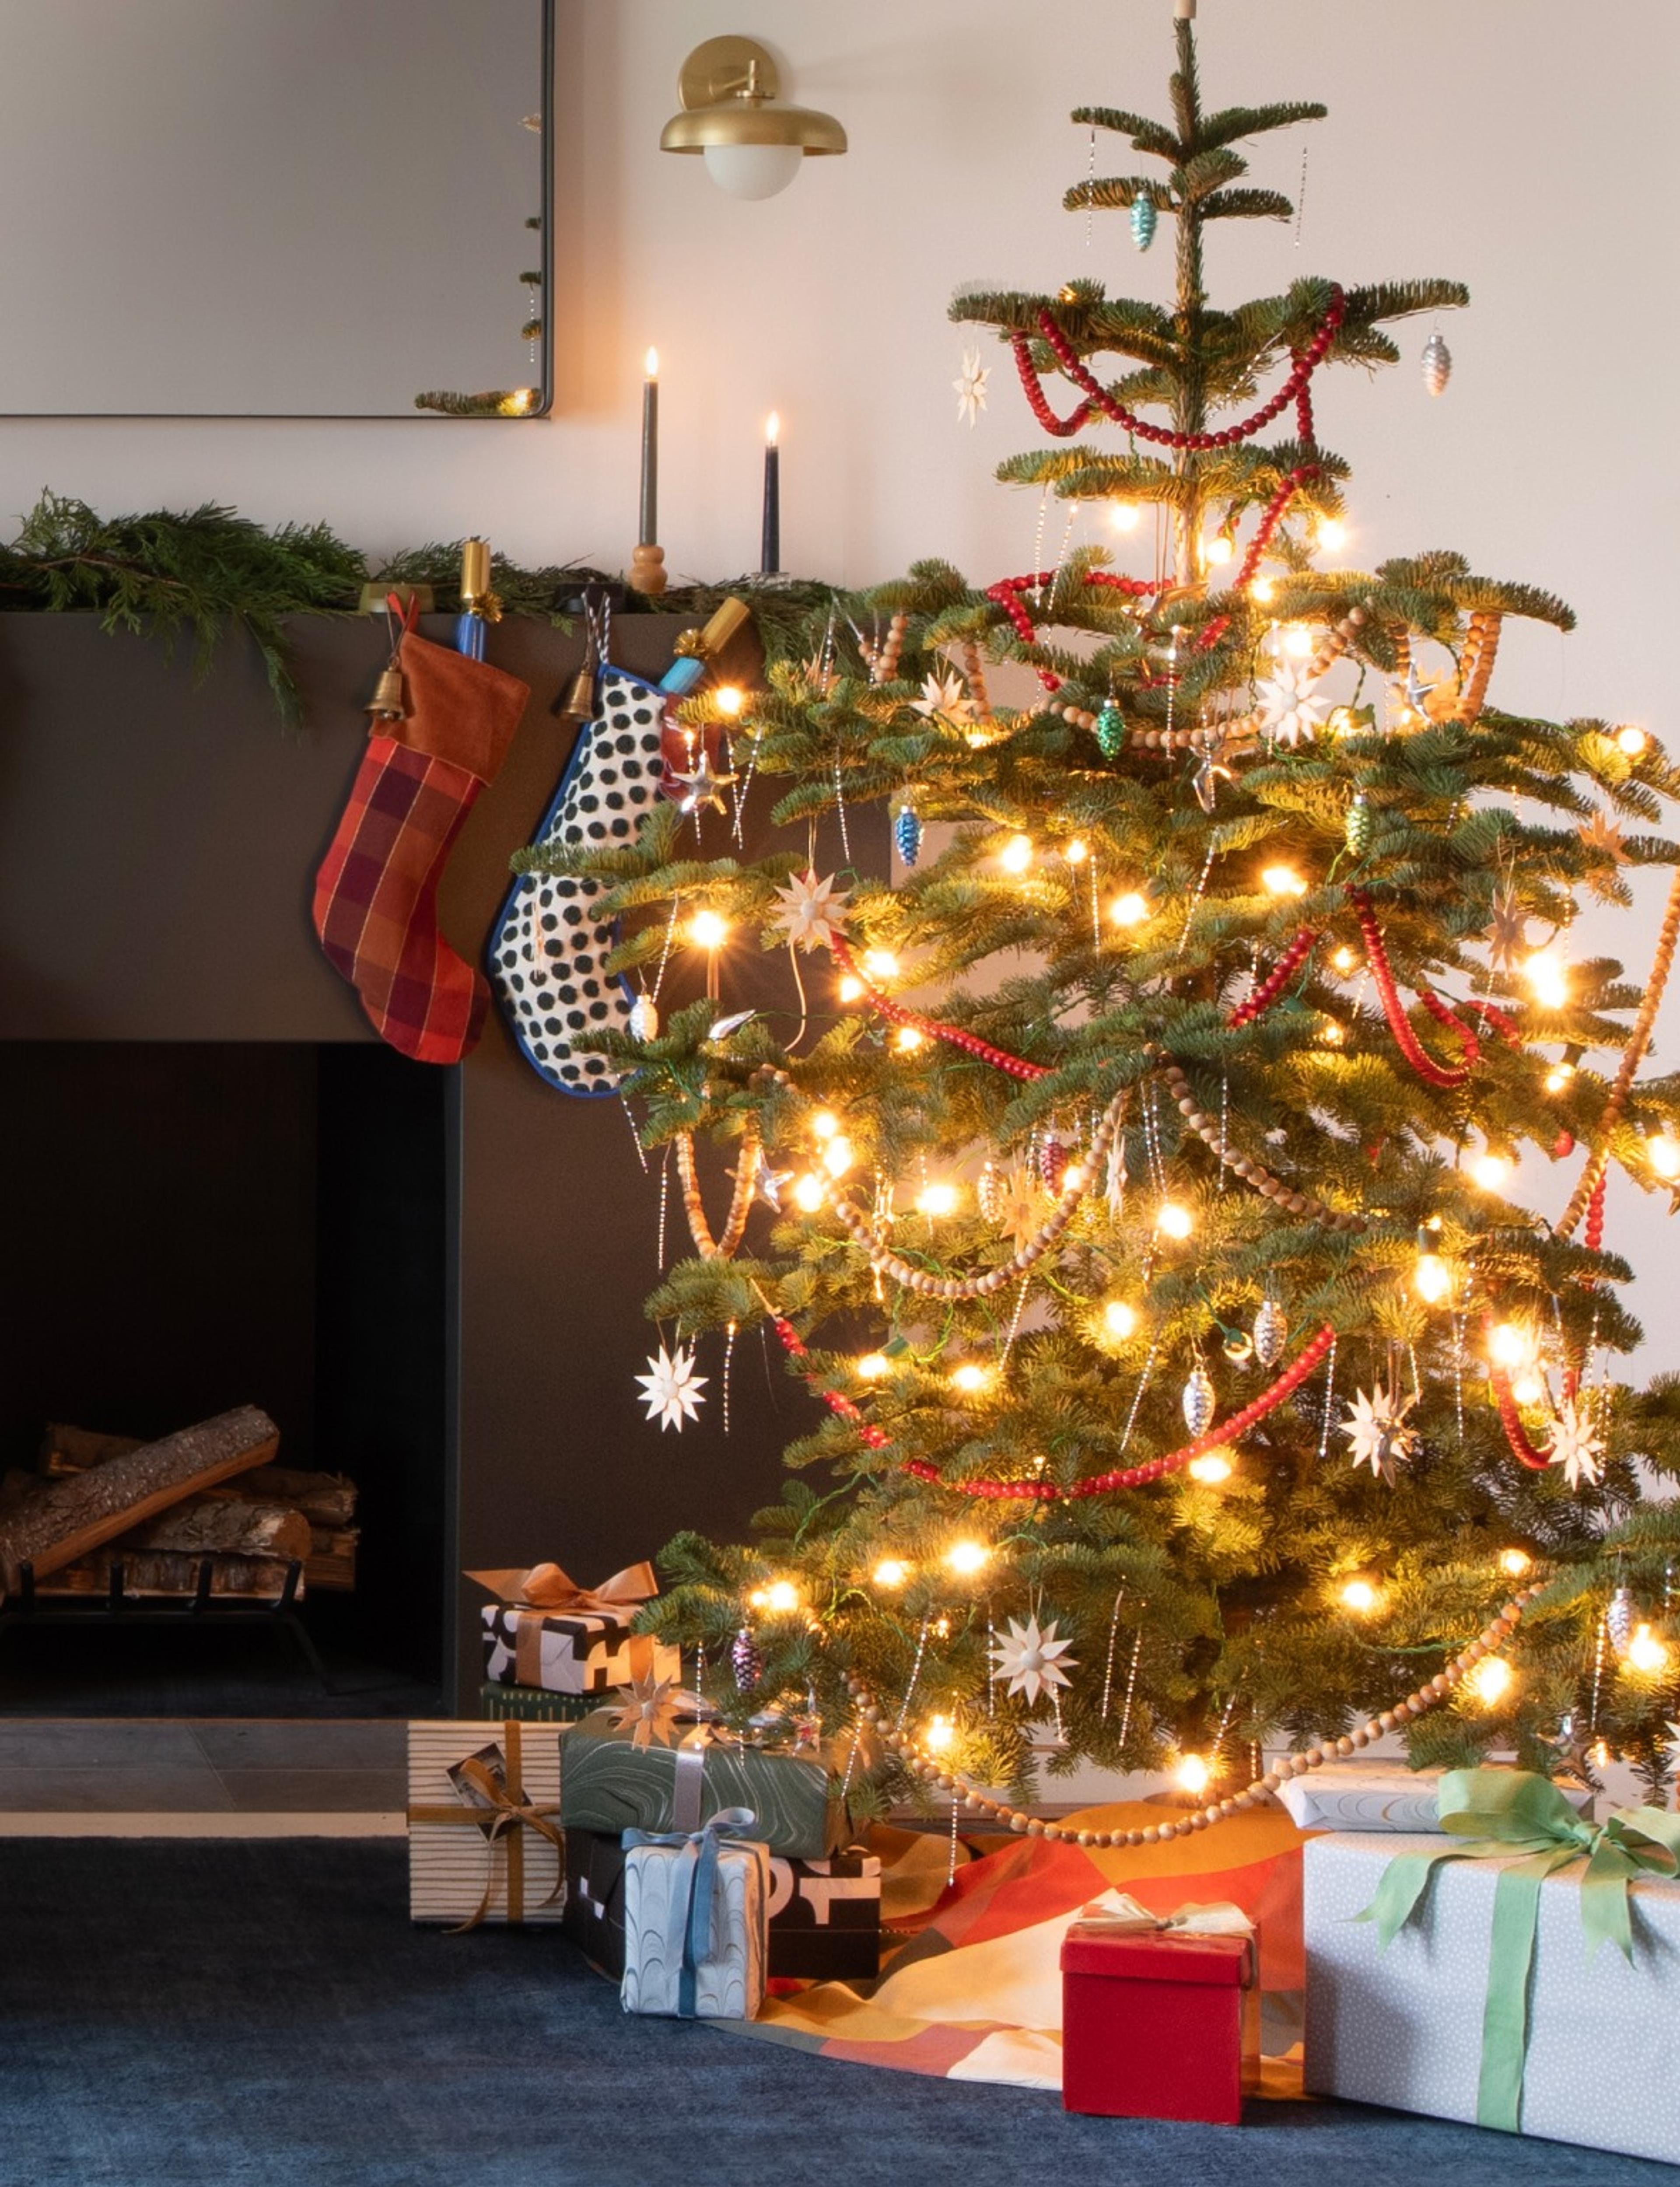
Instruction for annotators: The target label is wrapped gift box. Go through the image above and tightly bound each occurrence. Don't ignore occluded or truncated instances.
[565,1826,881,1981]
[621,1826,769,2020]
[475,1680,598,1724]
[1305,1833,1680,2164]
[407,1720,565,1926]
[1061,1919,1260,2123]
[480,1603,680,1698]
[1281,1762,1593,1833]
[560,1710,844,1858]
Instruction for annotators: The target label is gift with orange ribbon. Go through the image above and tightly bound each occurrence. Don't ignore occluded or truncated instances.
[468,1560,681,1698]
[406,1719,568,1928]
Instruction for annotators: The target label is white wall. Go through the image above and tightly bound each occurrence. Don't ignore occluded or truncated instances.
[4,0,1677,1357]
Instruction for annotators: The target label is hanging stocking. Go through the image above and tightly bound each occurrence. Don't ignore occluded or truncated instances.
[490,667,672,1095]
[313,631,529,1064]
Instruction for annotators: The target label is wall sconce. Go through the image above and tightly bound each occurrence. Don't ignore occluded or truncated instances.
[660,36,846,200]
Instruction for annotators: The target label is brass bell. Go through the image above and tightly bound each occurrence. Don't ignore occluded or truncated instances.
[556,662,597,727]
[366,665,406,722]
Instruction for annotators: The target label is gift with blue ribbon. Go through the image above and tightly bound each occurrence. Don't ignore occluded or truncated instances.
[620,1806,770,2020]
[1357,1767,1680,2135]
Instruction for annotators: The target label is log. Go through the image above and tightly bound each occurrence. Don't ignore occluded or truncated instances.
[0,1407,280,1589]
[238,1466,358,1526]
[304,1526,359,1592]
[122,1494,312,1565]
[38,1424,142,1476]
[35,1549,300,1599]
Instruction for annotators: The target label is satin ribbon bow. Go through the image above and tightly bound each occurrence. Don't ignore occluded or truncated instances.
[1072,1892,1257,1982]
[1358,1767,1680,2134]
[405,1725,566,1934]
[623,1807,761,2018]
[467,1561,658,1619]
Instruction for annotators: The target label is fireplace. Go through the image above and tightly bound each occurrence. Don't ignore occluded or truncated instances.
[0,610,794,1712]
[0,1039,449,1697]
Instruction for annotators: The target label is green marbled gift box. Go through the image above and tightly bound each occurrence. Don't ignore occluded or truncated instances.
[559,1711,845,1859]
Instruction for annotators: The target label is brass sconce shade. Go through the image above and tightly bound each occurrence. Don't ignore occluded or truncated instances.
[660,36,846,199]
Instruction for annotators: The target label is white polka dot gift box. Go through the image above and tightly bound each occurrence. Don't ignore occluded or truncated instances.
[1305,1773,1680,2166]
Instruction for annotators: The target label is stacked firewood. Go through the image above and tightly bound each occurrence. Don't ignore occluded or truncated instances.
[0,1412,360,1601]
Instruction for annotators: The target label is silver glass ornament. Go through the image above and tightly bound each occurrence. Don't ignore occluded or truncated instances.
[1183,1361,1217,1438]
[1606,1585,1636,1659]
[628,993,659,1041]
[977,1160,1004,1225]
[1421,331,1452,397]
[1253,1298,1288,1371]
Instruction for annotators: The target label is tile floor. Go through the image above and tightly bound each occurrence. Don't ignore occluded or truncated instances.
[0,1718,407,1834]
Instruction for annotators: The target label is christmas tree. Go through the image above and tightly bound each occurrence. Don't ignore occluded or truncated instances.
[534,14,1680,1824]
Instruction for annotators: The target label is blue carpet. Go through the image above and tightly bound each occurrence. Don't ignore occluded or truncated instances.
[0,1840,1665,2187]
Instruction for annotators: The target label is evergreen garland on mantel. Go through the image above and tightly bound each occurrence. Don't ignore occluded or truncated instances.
[0,493,832,721]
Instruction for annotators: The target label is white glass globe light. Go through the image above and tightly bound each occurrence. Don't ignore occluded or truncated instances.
[703,141,805,199]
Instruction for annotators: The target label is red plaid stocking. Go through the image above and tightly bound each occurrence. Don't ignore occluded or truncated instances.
[314,633,529,1064]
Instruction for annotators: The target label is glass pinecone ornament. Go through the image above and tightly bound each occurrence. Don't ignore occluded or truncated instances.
[1039,1135,1068,1193]
[731,1626,764,1691]
[1253,1297,1288,1371]
[1094,700,1126,760]
[1606,1585,1636,1659]
[1183,1361,1216,1437]
[1421,330,1452,397]
[1130,196,1158,251]
[894,800,922,868]
[1345,793,1372,857]
[628,993,659,1041]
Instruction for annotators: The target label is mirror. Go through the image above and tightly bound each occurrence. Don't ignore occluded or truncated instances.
[0,0,551,417]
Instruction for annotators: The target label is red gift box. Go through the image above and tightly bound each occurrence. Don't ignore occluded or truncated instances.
[1061,1921,1260,2123]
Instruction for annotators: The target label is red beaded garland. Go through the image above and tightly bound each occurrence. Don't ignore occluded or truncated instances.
[1227,927,1320,1028]
[1015,289,1344,449]
[1349,890,1474,1092]
[831,934,1050,1082]
[771,1306,1337,1501]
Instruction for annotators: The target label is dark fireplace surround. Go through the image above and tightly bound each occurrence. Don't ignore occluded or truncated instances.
[0,613,792,1709]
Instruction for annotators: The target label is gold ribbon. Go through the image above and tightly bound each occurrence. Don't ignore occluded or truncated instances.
[407,1721,567,1932]
[1071,1893,1258,1984]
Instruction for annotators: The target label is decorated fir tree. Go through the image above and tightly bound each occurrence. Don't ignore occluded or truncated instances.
[530,16,1680,1826]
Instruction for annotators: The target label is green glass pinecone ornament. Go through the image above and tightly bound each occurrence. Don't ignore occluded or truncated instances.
[1095,701,1125,761]
[1345,794,1372,857]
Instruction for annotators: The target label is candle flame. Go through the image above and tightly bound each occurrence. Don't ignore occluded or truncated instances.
[644,347,659,380]
[766,410,780,447]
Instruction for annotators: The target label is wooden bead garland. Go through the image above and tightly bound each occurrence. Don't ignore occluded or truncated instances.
[863,611,909,687]
[675,1125,760,1261]
[845,1585,1540,1846]
[1457,610,1502,723]
[1159,1060,1367,1232]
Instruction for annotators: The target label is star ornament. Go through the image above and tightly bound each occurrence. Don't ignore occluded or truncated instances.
[1578,811,1631,901]
[1546,1396,1605,1491]
[994,1165,1050,1250]
[732,1144,793,1213]
[912,670,977,728]
[667,748,738,816]
[1485,887,1529,973]
[1254,663,1327,749]
[990,1614,1078,1705]
[1340,1384,1421,1484]
[953,347,990,428]
[635,1344,708,1433]
[771,869,850,954]
[610,1669,682,1752]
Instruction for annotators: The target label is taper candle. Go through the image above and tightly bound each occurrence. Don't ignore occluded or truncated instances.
[639,348,659,546]
[760,410,781,576]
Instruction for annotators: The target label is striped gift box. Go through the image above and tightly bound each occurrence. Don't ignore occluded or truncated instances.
[406,1720,566,1926]
[475,1681,598,1724]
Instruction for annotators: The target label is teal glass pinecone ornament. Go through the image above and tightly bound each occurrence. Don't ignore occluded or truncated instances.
[1345,794,1372,857]
[894,801,922,868]
[1131,196,1158,251]
[1095,700,1126,760]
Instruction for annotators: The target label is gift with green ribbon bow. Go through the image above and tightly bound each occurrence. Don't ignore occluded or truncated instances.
[1356,1768,1680,2136]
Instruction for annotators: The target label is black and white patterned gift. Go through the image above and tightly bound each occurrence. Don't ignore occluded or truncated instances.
[468,1561,680,1698]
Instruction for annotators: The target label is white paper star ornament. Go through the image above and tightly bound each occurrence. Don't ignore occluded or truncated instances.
[771,870,849,954]
[953,348,990,427]
[1340,1384,1420,1484]
[635,1344,708,1432]
[1546,1396,1605,1490]
[989,1614,1078,1705]
[1254,662,1327,749]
